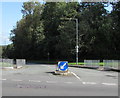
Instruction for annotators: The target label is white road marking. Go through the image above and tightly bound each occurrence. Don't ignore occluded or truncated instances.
[46,81,57,83]
[29,80,41,83]
[11,79,22,82]
[61,63,66,69]
[71,72,82,81]
[82,82,97,85]
[64,82,73,84]
[102,83,117,86]
[0,79,7,81]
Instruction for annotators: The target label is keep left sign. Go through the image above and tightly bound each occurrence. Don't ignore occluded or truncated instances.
[58,61,68,71]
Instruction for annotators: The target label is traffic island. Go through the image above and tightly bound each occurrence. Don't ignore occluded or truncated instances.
[14,66,23,69]
[54,70,73,76]
[97,66,105,71]
[2,66,23,70]
[54,61,72,76]
[2,67,14,69]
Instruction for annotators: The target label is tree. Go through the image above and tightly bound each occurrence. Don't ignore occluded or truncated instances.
[110,1,120,59]
[78,2,113,59]
[42,2,79,60]
[2,44,15,58]
[5,1,120,61]
[11,1,44,59]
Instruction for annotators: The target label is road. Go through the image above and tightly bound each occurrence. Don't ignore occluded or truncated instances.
[1,64,119,96]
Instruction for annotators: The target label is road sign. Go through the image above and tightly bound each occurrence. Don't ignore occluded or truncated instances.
[58,61,68,71]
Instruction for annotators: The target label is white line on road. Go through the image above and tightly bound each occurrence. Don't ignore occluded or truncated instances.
[46,81,57,83]
[11,79,23,82]
[0,79,7,81]
[102,83,117,86]
[29,80,41,83]
[41,65,47,67]
[82,82,97,85]
[71,72,82,81]
[64,82,73,84]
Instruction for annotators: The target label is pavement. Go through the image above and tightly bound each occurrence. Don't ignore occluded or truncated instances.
[69,64,120,72]
[1,64,119,96]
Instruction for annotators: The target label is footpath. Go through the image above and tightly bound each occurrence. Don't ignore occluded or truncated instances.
[69,64,120,72]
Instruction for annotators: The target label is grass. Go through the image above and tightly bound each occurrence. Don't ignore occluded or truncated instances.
[0,62,13,67]
[28,60,119,67]
[1,60,119,68]
[69,62,119,68]
[28,60,104,66]
[68,62,104,66]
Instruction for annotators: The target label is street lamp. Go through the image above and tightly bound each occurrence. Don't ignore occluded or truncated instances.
[75,19,79,65]
[47,52,50,62]
[60,18,79,65]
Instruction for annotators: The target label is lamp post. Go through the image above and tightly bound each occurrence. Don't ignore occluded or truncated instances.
[75,19,79,65]
[47,52,50,63]
[61,18,79,65]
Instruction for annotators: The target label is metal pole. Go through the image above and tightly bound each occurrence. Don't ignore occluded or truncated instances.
[60,18,79,65]
[76,19,78,65]
[47,52,50,63]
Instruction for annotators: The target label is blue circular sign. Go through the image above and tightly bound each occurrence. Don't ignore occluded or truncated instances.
[58,61,68,71]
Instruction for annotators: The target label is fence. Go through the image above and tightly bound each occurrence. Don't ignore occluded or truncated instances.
[103,60,119,70]
[0,58,26,68]
[2,59,13,67]
[16,59,26,67]
[0,59,119,70]
[84,60,100,68]
[83,60,119,70]
[0,58,2,62]
[0,58,2,68]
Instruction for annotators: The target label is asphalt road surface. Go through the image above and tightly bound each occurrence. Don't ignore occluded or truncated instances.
[1,64,119,96]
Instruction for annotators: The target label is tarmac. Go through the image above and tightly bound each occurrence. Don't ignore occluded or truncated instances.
[1,64,119,96]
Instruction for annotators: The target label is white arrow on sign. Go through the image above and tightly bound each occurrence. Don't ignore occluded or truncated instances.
[60,63,66,69]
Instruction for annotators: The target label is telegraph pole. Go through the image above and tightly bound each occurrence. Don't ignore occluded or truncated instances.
[76,19,79,65]
[60,18,79,65]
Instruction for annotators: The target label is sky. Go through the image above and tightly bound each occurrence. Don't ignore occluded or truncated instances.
[1,2,23,45]
[0,1,113,45]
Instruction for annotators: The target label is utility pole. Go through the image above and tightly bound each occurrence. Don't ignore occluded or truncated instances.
[76,19,79,65]
[47,52,50,63]
[60,18,79,65]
